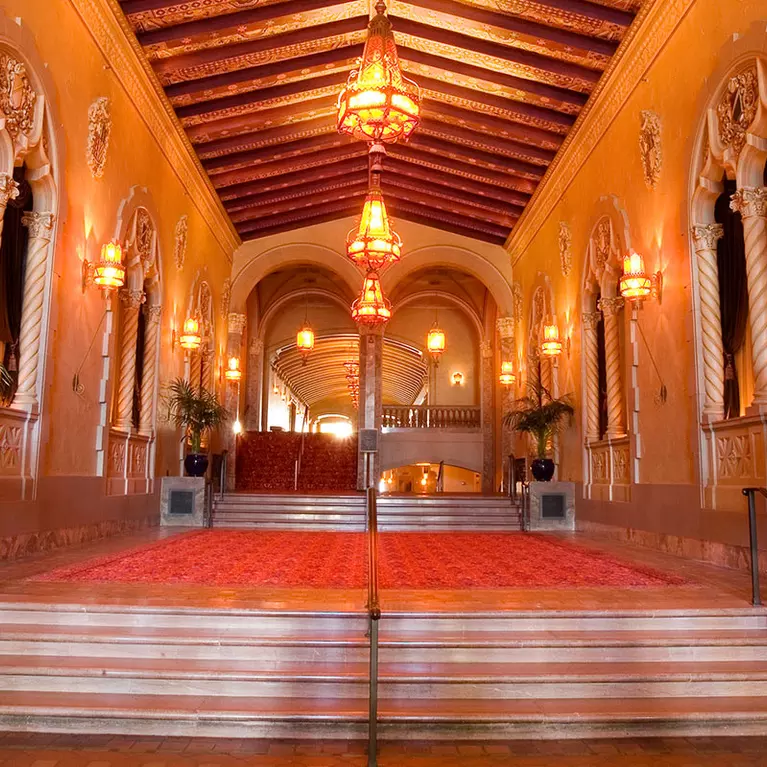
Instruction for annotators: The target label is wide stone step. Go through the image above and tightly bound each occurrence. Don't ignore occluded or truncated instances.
[2,691,767,739]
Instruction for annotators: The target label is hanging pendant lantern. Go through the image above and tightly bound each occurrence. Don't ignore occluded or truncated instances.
[499,361,516,386]
[541,318,563,357]
[351,271,392,325]
[296,321,315,364]
[427,321,446,364]
[337,1,420,144]
[347,188,402,271]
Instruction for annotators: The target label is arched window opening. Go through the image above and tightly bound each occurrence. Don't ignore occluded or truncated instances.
[714,176,749,418]
[0,165,33,403]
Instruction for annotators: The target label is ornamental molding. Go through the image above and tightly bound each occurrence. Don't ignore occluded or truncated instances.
[731,187,767,219]
[598,296,625,316]
[582,311,601,331]
[507,0,696,263]
[220,277,231,319]
[496,316,515,340]
[0,53,36,141]
[173,214,188,270]
[512,282,523,324]
[87,96,111,179]
[69,0,239,257]
[21,211,55,240]
[691,223,724,251]
[639,109,662,189]
[0,173,18,207]
[228,311,246,335]
[558,221,572,276]
[716,67,758,161]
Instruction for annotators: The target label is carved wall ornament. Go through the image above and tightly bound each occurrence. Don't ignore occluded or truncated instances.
[480,339,493,359]
[220,277,231,319]
[558,221,572,276]
[639,110,662,189]
[87,97,112,179]
[593,217,612,276]
[496,316,515,340]
[228,312,246,336]
[716,434,754,480]
[0,174,19,208]
[0,54,36,140]
[134,208,155,272]
[174,215,188,270]
[512,282,523,324]
[716,68,758,160]
[613,445,630,484]
[591,448,608,484]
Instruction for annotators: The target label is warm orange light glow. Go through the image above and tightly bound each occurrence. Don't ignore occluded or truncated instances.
[296,321,315,364]
[541,320,563,357]
[347,189,402,271]
[351,271,392,325]
[427,322,446,361]
[93,241,125,290]
[337,2,420,143]
[499,361,516,386]
[452,371,464,386]
[620,251,653,301]
[179,317,202,351]
[225,356,242,382]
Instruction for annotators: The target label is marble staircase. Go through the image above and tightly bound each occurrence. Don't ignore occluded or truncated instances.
[0,601,766,738]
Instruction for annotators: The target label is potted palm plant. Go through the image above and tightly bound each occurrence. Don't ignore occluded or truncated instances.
[504,375,574,482]
[164,377,229,477]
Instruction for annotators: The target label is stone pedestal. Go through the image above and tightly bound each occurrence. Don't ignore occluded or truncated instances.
[160,477,206,527]
[528,481,575,531]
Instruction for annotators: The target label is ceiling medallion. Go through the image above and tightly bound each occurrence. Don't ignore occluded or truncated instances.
[337,1,420,144]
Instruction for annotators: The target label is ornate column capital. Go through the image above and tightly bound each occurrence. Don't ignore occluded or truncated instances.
[582,311,601,331]
[598,296,624,317]
[480,339,493,359]
[496,316,515,340]
[250,337,264,355]
[691,223,724,251]
[21,212,55,241]
[145,304,162,323]
[731,187,767,219]
[0,174,19,207]
[227,312,247,335]
[120,289,144,310]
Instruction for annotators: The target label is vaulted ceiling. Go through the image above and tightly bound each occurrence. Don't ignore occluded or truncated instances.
[119,0,644,245]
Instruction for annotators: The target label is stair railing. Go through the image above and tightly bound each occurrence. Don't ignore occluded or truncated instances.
[366,485,381,767]
[741,488,765,606]
[219,450,228,500]
[507,453,517,503]
[436,460,445,493]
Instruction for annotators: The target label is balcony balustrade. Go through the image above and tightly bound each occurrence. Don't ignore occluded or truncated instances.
[382,405,481,430]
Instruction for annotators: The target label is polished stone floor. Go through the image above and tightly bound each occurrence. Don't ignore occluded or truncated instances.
[0,527,759,612]
[0,734,766,766]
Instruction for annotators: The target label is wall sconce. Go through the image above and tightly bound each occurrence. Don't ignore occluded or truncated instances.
[172,316,202,352]
[232,419,243,435]
[619,251,662,305]
[452,371,464,386]
[82,241,125,294]
[225,356,242,382]
[499,361,516,386]
[541,318,563,357]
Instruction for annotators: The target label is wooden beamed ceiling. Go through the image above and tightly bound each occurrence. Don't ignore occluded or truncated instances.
[119,0,644,244]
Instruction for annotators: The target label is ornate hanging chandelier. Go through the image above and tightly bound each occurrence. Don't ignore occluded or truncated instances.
[296,321,315,364]
[427,320,446,364]
[347,187,402,271]
[351,271,392,325]
[337,1,420,144]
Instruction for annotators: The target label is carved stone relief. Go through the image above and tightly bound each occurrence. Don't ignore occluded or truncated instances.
[0,423,22,469]
[558,221,572,276]
[613,445,630,484]
[716,67,758,160]
[591,448,608,484]
[87,97,111,179]
[221,277,231,319]
[717,434,755,480]
[0,54,36,140]
[134,208,155,272]
[639,110,662,189]
[593,218,612,276]
[512,282,523,325]
[174,215,188,270]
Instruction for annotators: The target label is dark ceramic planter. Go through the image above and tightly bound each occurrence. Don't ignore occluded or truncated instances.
[184,453,209,478]
[531,457,555,482]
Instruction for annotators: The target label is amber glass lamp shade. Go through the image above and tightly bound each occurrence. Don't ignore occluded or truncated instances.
[541,321,563,357]
[427,322,446,361]
[94,241,125,290]
[499,361,516,386]
[351,271,392,324]
[225,356,242,382]
[347,189,402,271]
[179,317,202,351]
[619,251,653,301]
[296,322,315,364]
[337,2,420,143]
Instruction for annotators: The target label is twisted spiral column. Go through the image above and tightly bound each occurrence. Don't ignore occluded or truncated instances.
[114,290,144,432]
[138,305,162,435]
[582,311,602,441]
[691,224,725,420]
[201,348,215,394]
[731,187,767,407]
[13,212,55,408]
[598,297,627,438]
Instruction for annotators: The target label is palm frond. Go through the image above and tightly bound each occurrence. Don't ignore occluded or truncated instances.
[162,377,229,452]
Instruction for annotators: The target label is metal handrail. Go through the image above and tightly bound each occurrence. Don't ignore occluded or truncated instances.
[219,450,228,499]
[366,486,381,767]
[741,488,765,606]
[507,453,517,503]
[436,460,445,493]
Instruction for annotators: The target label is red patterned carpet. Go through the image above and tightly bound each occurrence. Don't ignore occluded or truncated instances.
[33,531,686,589]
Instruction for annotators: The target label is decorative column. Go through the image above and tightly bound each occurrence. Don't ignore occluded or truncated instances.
[731,187,767,408]
[582,311,602,442]
[480,338,495,493]
[138,304,162,435]
[496,317,515,484]
[13,211,55,408]
[225,312,246,491]
[691,224,725,421]
[113,289,144,432]
[201,347,215,394]
[246,337,264,431]
[598,296,626,438]
[357,325,383,489]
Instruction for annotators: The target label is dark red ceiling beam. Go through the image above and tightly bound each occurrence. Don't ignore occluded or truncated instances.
[152,16,367,80]
[405,0,618,56]
[504,0,635,26]
[388,202,509,245]
[221,157,368,207]
[239,209,360,241]
[176,71,348,120]
[390,16,601,89]
[137,0,345,45]
[237,198,363,235]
